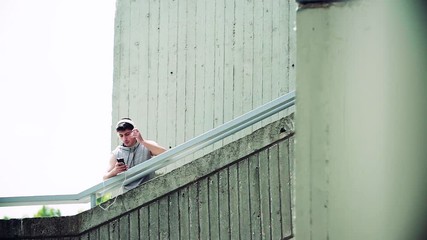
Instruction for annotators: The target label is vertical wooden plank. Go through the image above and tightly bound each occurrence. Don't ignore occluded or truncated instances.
[99,224,109,240]
[271,0,284,122]
[218,169,230,240]
[138,0,151,133]
[277,0,291,119]
[203,0,216,155]
[109,219,120,240]
[279,139,293,238]
[209,173,220,240]
[147,0,160,140]
[222,0,235,146]
[198,178,210,239]
[169,191,180,240]
[194,0,206,127]
[228,164,240,240]
[259,149,271,240]
[161,0,181,172]
[242,0,254,136]
[194,0,206,159]
[289,0,297,90]
[252,0,264,131]
[111,0,128,143]
[129,0,141,120]
[261,0,273,127]
[188,182,200,239]
[179,187,190,240]
[273,0,281,121]
[149,202,159,240]
[80,232,89,240]
[159,197,170,240]
[176,0,187,146]
[288,0,297,115]
[111,0,120,146]
[238,159,251,240]
[118,0,131,118]
[289,135,296,236]
[140,205,150,239]
[184,0,196,143]
[278,0,290,97]
[119,214,130,240]
[232,0,244,141]
[213,0,225,151]
[156,0,169,147]
[180,0,196,166]
[88,228,99,240]
[269,144,282,239]
[129,209,140,239]
[249,154,262,239]
[167,0,178,150]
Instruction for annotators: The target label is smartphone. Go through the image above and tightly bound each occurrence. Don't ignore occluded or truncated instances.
[117,158,125,164]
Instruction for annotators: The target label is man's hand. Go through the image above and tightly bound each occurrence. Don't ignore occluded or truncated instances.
[131,128,167,156]
[103,154,131,180]
[114,161,128,175]
[131,128,144,142]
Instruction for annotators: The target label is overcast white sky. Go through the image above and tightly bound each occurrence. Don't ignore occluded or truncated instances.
[0,0,116,218]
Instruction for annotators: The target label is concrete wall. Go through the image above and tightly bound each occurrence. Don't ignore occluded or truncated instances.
[0,113,295,240]
[295,1,427,240]
[110,0,296,172]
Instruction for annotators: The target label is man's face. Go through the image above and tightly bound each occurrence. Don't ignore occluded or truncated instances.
[117,129,136,147]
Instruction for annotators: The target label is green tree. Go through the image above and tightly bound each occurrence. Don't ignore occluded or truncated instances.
[33,206,61,218]
[2,216,10,220]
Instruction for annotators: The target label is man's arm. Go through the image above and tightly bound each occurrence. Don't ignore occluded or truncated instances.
[103,154,128,180]
[132,128,167,156]
[140,139,167,156]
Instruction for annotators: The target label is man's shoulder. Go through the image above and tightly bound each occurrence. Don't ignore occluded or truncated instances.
[112,145,125,153]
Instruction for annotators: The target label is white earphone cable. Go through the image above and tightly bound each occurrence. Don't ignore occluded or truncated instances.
[98,171,127,211]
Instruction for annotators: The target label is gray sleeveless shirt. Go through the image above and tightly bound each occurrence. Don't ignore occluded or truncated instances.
[112,142,152,191]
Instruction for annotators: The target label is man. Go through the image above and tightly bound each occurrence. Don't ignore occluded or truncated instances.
[103,118,166,191]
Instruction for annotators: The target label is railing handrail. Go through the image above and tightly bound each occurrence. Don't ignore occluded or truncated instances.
[0,91,295,208]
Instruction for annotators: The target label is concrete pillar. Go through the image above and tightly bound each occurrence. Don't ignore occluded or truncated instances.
[295,1,427,239]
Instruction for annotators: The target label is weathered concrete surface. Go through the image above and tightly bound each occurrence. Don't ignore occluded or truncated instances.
[0,113,294,239]
[0,216,79,239]
[295,1,427,240]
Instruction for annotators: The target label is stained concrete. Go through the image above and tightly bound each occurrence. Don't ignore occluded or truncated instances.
[0,113,294,239]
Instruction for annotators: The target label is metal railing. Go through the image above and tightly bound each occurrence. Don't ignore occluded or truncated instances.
[0,91,295,208]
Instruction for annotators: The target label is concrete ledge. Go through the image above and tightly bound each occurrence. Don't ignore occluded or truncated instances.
[0,113,294,239]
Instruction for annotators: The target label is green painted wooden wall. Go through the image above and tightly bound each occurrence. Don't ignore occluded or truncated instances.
[111,0,296,171]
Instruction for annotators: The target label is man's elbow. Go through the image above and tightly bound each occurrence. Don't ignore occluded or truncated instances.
[153,148,167,156]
